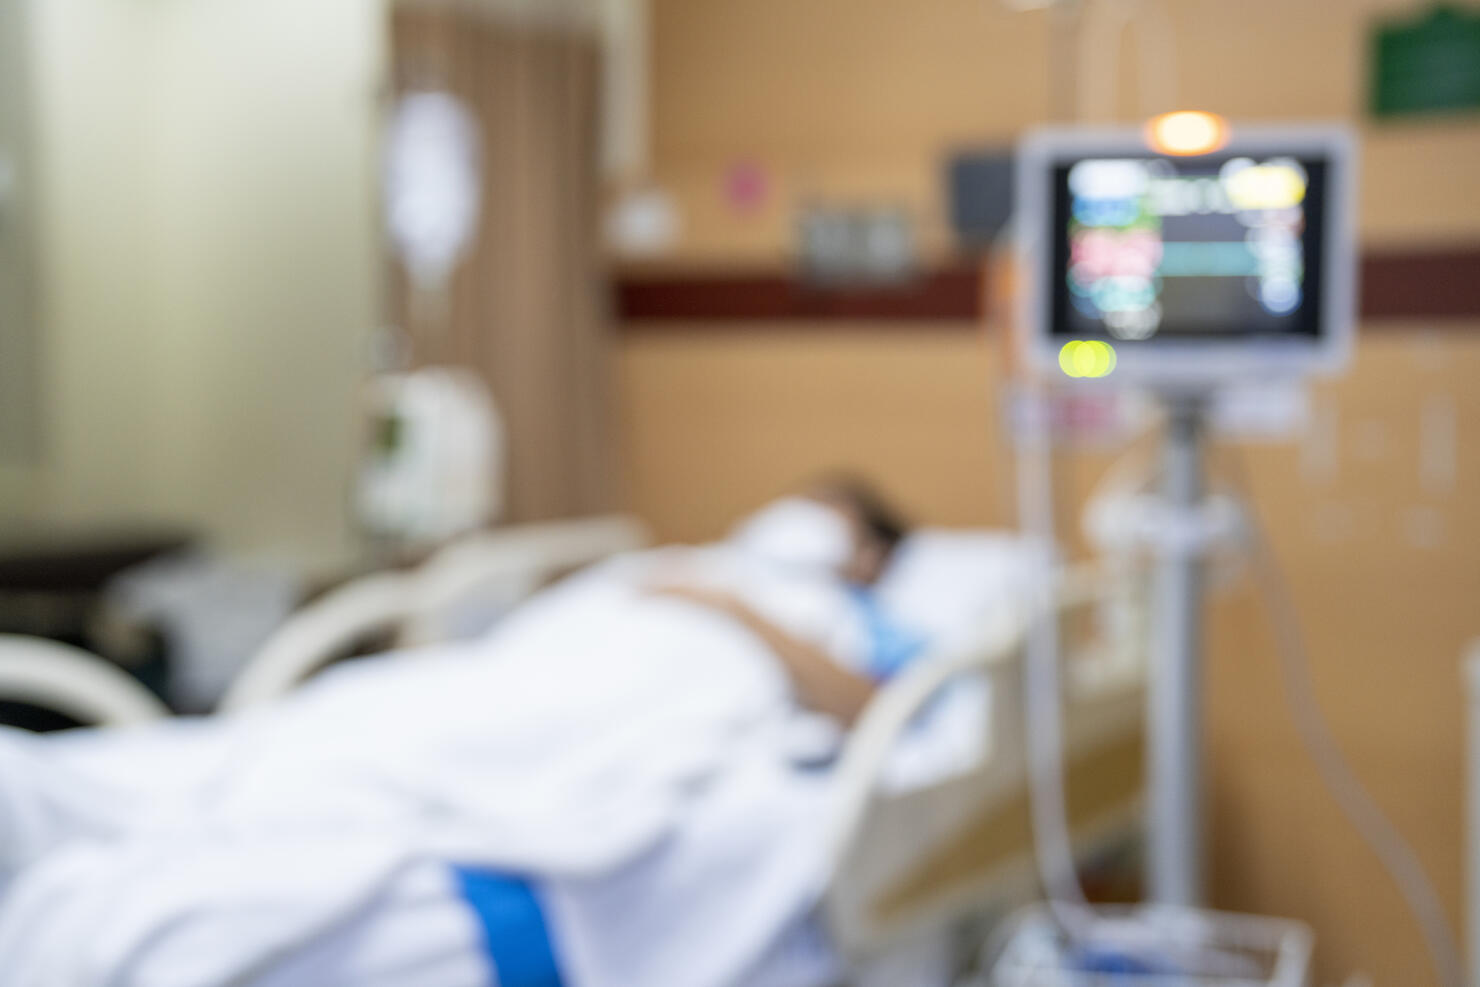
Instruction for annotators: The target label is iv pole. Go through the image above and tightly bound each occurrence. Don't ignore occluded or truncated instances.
[1146,392,1209,906]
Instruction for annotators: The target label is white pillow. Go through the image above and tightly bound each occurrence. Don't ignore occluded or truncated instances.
[874,528,1046,652]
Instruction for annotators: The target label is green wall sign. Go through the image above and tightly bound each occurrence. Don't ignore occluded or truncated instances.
[1371,4,1480,118]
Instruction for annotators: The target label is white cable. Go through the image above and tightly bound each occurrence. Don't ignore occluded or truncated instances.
[1014,395,1233,968]
[1013,382,1097,936]
[1074,0,1180,123]
[1025,572,1089,910]
[1022,415,1160,914]
[1225,448,1465,987]
[1015,394,1163,937]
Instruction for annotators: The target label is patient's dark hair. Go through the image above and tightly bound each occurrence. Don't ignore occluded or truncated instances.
[810,474,911,554]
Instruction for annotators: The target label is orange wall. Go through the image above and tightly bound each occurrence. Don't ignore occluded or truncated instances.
[618,325,1007,542]
[647,0,1480,264]
[1202,327,1480,984]
[621,2,1480,982]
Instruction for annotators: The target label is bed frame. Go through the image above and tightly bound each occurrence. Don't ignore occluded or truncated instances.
[825,564,1145,967]
[0,516,1147,977]
[218,515,652,711]
[0,634,169,726]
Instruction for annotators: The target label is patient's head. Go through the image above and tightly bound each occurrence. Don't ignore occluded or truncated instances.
[804,475,910,586]
[730,475,910,585]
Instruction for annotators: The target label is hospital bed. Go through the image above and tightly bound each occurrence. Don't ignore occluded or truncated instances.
[0,515,1148,984]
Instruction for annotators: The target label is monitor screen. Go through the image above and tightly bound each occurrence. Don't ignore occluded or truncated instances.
[1048,153,1328,343]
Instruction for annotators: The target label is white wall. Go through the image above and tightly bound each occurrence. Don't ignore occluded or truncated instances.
[0,0,39,467]
[13,0,386,568]
[22,0,153,521]
[140,0,387,565]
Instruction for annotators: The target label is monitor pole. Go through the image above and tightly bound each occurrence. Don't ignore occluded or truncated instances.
[1147,392,1209,906]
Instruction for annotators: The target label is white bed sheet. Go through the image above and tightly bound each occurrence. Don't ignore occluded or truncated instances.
[0,550,854,987]
[259,854,844,987]
[0,533,1033,987]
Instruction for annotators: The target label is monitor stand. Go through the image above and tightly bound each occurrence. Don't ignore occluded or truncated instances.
[1147,392,1209,906]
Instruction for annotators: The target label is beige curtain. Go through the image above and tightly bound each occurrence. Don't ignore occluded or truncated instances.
[391,7,614,523]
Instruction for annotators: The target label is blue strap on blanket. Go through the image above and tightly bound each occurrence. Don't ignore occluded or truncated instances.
[451,867,563,987]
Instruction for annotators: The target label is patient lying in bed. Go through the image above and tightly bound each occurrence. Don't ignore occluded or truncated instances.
[0,479,944,987]
[650,477,923,724]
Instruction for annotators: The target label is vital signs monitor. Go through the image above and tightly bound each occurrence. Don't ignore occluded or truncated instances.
[1016,123,1356,386]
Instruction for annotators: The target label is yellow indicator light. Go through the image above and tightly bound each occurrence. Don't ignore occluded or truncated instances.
[1145,110,1229,156]
[1059,339,1118,378]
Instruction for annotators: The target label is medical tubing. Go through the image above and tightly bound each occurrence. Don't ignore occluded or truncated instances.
[1013,383,1097,937]
[1026,584,1089,910]
[1225,448,1465,987]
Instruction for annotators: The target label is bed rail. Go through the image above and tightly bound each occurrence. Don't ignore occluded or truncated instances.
[219,515,652,711]
[0,635,169,727]
[402,514,652,646]
[823,562,1146,958]
[218,571,416,712]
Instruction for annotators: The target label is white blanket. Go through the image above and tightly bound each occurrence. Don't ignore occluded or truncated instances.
[0,549,861,987]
